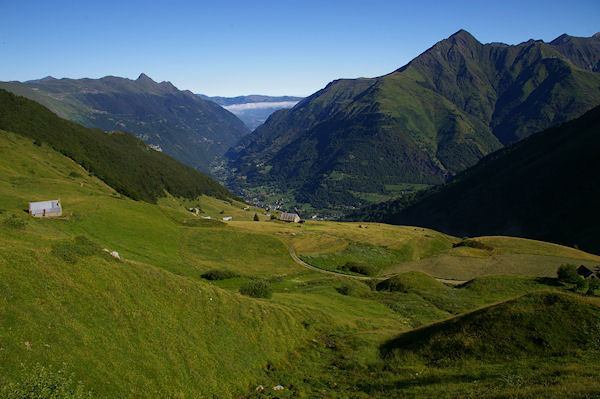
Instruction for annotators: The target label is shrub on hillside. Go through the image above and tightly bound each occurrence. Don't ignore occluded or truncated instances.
[557,264,581,284]
[337,283,354,296]
[576,278,589,293]
[51,236,101,264]
[340,261,377,276]
[239,280,272,299]
[253,213,259,221]
[587,279,600,296]
[1,363,94,399]
[2,214,26,230]
[452,240,494,251]
[201,269,240,281]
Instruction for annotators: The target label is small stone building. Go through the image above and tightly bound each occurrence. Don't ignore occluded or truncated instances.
[28,200,62,217]
[280,212,301,223]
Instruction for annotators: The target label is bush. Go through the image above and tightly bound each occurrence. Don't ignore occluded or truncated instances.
[337,283,353,296]
[3,214,26,230]
[239,280,272,299]
[270,214,277,220]
[452,239,494,251]
[201,269,240,281]
[253,213,259,221]
[557,264,581,284]
[576,278,589,293]
[587,279,600,296]
[68,171,82,178]
[340,261,377,276]
[1,363,94,399]
[51,236,101,264]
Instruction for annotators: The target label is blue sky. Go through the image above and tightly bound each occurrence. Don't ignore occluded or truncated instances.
[1,0,598,96]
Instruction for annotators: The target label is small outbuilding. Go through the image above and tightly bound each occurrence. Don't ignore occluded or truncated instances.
[222,216,232,221]
[280,212,301,223]
[28,200,62,218]
[578,265,597,279]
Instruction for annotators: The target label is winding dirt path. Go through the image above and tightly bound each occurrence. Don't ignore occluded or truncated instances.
[287,245,375,280]
[286,245,467,285]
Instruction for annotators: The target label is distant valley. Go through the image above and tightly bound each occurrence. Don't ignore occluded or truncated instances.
[2,22,600,398]
[198,94,303,130]
[226,30,600,213]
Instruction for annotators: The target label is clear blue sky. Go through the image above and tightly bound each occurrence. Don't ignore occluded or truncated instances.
[1,0,598,96]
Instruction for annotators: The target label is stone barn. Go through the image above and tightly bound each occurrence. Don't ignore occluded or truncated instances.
[280,212,301,223]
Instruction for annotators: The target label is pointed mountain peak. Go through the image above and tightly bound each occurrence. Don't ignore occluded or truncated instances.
[593,32,600,39]
[550,33,572,45]
[450,29,473,38]
[136,73,155,82]
[436,29,481,49]
[448,29,478,43]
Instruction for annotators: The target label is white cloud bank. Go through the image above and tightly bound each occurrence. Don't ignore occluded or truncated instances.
[223,101,299,113]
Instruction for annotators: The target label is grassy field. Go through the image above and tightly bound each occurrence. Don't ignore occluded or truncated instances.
[231,218,599,280]
[1,129,599,397]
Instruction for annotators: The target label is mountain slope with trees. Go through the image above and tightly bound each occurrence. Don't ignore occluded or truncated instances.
[348,104,600,254]
[226,30,600,210]
[0,74,249,172]
[0,89,236,203]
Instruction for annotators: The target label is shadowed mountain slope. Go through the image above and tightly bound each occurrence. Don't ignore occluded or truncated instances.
[348,104,600,254]
[226,30,600,209]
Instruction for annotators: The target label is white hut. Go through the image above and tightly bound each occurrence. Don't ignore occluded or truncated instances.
[28,200,62,217]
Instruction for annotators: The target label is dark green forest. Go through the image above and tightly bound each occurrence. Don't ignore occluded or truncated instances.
[0,89,236,203]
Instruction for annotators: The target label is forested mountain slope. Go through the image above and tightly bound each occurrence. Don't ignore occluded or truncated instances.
[0,74,249,172]
[226,30,600,210]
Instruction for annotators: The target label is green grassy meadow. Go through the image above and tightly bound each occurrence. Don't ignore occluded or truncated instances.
[1,129,599,397]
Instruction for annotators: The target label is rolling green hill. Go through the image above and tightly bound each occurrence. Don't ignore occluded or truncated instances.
[0,73,250,172]
[349,104,600,255]
[381,291,600,362]
[0,89,235,203]
[226,30,600,211]
[1,112,599,397]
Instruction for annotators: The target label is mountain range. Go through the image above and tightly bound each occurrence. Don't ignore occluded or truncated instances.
[0,88,236,203]
[225,30,600,211]
[198,94,303,130]
[348,104,600,254]
[0,74,249,173]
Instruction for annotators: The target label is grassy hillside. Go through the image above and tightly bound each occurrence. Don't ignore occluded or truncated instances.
[382,291,600,361]
[0,74,250,173]
[246,291,600,398]
[0,129,320,397]
[0,89,236,203]
[1,128,599,397]
[226,30,600,212]
[350,103,600,255]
